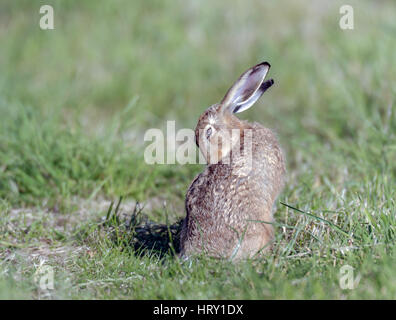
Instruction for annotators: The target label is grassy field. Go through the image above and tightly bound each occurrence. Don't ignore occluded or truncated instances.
[0,0,395,299]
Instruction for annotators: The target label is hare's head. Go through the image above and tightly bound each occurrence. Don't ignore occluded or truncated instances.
[196,62,274,164]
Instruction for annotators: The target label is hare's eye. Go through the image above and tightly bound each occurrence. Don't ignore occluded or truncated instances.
[206,127,213,140]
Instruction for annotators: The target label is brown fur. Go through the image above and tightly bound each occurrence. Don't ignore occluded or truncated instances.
[179,62,286,260]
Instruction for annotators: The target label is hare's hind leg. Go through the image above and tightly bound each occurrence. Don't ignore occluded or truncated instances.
[230,226,274,260]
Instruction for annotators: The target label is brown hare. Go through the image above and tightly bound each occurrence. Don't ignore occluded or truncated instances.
[179,62,286,260]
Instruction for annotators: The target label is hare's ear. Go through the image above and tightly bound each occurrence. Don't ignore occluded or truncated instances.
[220,62,273,114]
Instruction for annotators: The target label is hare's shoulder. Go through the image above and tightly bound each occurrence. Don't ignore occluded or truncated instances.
[250,122,278,142]
[187,164,231,193]
[246,123,279,154]
[186,165,232,207]
[250,122,286,174]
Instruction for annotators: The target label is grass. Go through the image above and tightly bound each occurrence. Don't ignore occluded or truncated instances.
[0,0,395,299]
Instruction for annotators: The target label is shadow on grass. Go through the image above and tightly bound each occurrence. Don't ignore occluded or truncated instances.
[101,197,183,258]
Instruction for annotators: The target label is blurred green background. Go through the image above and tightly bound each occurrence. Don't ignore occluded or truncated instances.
[0,0,395,299]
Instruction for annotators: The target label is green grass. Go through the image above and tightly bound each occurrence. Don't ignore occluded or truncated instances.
[0,0,395,299]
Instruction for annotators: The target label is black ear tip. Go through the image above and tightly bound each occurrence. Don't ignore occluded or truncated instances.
[260,61,271,68]
[251,62,271,75]
[260,78,275,92]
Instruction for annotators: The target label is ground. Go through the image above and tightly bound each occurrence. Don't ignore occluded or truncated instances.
[0,0,395,299]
